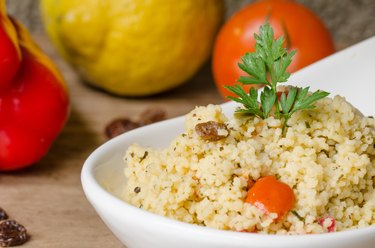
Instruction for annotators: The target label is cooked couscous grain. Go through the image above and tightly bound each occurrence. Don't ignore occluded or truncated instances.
[122,96,374,234]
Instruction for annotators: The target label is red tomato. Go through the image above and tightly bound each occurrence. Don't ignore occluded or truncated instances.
[245,176,295,221]
[212,0,335,98]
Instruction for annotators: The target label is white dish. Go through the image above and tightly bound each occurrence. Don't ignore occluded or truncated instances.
[81,36,375,248]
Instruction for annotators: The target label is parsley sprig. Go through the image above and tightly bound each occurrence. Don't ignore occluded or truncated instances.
[225,23,329,134]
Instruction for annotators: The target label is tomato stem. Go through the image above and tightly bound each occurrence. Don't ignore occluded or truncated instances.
[281,20,291,50]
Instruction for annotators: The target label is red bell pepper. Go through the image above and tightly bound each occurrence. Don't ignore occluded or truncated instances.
[317,216,336,232]
[0,1,69,171]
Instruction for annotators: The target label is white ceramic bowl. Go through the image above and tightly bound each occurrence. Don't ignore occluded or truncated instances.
[81,36,375,248]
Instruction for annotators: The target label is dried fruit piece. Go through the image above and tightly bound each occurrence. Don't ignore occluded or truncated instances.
[138,108,166,125]
[195,121,229,141]
[0,209,7,221]
[105,119,141,139]
[105,108,167,139]
[134,187,141,194]
[0,220,28,247]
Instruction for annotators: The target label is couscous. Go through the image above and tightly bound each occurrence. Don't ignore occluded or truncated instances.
[122,95,375,234]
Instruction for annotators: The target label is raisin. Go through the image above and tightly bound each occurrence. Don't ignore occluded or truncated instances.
[105,108,167,139]
[105,119,141,139]
[134,187,141,194]
[0,209,7,221]
[0,220,28,247]
[138,108,166,125]
[195,121,229,141]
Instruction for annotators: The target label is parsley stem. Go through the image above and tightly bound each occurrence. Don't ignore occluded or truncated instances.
[275,98,281,119]
[270,84,281,119]
[282,114,290,135]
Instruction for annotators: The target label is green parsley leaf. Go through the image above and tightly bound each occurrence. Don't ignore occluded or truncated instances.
[226,22,329,134]
[226,85,263,118]
[260,87,276,118]
[280,87,297,114]
[291,87,330,114]
[238,52,268,86]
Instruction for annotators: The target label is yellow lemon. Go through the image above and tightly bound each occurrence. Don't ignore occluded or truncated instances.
[40,0,224,96]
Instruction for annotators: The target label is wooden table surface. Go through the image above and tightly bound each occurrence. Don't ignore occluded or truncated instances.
[0,35,224,247]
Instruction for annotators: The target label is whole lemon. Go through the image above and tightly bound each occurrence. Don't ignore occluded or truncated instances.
[40,0,224,96]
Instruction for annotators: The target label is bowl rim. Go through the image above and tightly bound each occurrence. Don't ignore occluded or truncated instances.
[81,118,375,245]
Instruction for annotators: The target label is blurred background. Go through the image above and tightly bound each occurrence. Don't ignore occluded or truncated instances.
[7,0,375,50]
